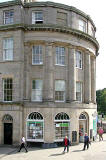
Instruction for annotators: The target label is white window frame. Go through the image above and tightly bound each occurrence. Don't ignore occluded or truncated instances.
[54,112,70,142]
[32,45,43,65]
[76,82,82,102]
[3,38,13,61]
[76,50,82,69]
[55,80,65,102]
[32,11,43,24]
[79,19,86,32]
[3,78,13,102]
[55,46,65,66]
[4,10,14,24]
[26,112,44,142]
[31,79,43,102]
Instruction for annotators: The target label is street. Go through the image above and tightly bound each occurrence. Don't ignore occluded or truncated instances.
[0,134,106,160]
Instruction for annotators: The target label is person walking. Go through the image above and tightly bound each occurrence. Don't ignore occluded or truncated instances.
[98,127,104,141]
[63,136,70,153]
[18,136,28,153]
[83,133,90,150]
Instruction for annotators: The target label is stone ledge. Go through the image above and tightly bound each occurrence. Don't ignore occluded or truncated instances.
[0,23,99,53]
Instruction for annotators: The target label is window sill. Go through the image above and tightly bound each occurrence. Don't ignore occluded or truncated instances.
[32,63,43,66]
[55,64,66,67]
[55,101,65,103]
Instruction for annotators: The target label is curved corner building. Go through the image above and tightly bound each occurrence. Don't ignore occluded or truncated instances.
[0,0,99,146]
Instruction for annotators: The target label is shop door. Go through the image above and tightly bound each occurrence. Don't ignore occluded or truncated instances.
[79,120,86,142]
[4,123,12,145]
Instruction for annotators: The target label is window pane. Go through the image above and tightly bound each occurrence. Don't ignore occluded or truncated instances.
[55,80,65,91]
[79,19,86,32]
[4,10,14,24]
[3,78,13,101]
[32,12,43,24]
[27,122,43,140]
[56,47,65,65]
[55,122,70,139]
[76,51,82,69]
[76,82,82,101]
[32,46,43,64]
[3,38,13,61]
[32,80,43,101]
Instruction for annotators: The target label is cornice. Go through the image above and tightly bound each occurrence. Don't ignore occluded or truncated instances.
[0,0,23,8]
[0,23,99,54]
[0,0,95,29]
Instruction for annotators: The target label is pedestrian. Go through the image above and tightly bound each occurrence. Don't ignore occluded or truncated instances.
[63,136,70,153]
[98,127,104,141]
[83,133,90,150]
[18,136,28,153]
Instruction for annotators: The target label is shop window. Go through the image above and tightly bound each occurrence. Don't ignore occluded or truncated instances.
[55,112,70,141]
[27,112,44,142]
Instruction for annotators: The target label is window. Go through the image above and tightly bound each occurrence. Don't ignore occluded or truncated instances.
[76,82,82,102]
[56,47,65,65]
[79,19,86,32]
[3,78,13,102]
[32,11,43,24]
[4,10,14,24]
[76,51,82,69]
[32,80,43,101]
[3,38,13,61]
[55,112,70,140]
[55,80,65,102]
[57,12,67,25]
[90,26,95,37]
[27,112,44,141]
[32,45,43,65]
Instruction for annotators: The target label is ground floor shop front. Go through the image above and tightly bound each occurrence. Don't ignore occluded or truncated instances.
[0,103,97,147]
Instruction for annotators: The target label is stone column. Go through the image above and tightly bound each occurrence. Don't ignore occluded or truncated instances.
[69,47,76,101]
[43,42,54,102]
[91,57,96,103]
[44,108,54,144]
[84,53,91,103]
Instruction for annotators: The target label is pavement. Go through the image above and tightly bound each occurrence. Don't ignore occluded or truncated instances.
[0,134,106,160]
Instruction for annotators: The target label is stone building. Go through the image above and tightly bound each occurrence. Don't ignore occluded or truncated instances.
[0,0,99,147]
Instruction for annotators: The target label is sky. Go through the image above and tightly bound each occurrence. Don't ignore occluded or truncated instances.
[0,0,106,90]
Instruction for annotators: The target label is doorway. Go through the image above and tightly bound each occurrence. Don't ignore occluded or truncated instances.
[4,123,12,145]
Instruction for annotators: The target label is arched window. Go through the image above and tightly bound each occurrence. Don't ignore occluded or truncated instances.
[54,112,70,141]
[2,114,13,122]
[27,112,44,142]
[79,113,86,120]
[55,112,70,120]
[28,112,43,120]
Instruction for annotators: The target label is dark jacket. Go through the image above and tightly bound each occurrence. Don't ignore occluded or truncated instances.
[84,135,89,143]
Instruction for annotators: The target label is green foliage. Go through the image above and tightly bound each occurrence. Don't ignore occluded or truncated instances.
[96,88,106,115]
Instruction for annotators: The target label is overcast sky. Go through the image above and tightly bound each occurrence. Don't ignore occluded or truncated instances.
[1,0,106,90]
